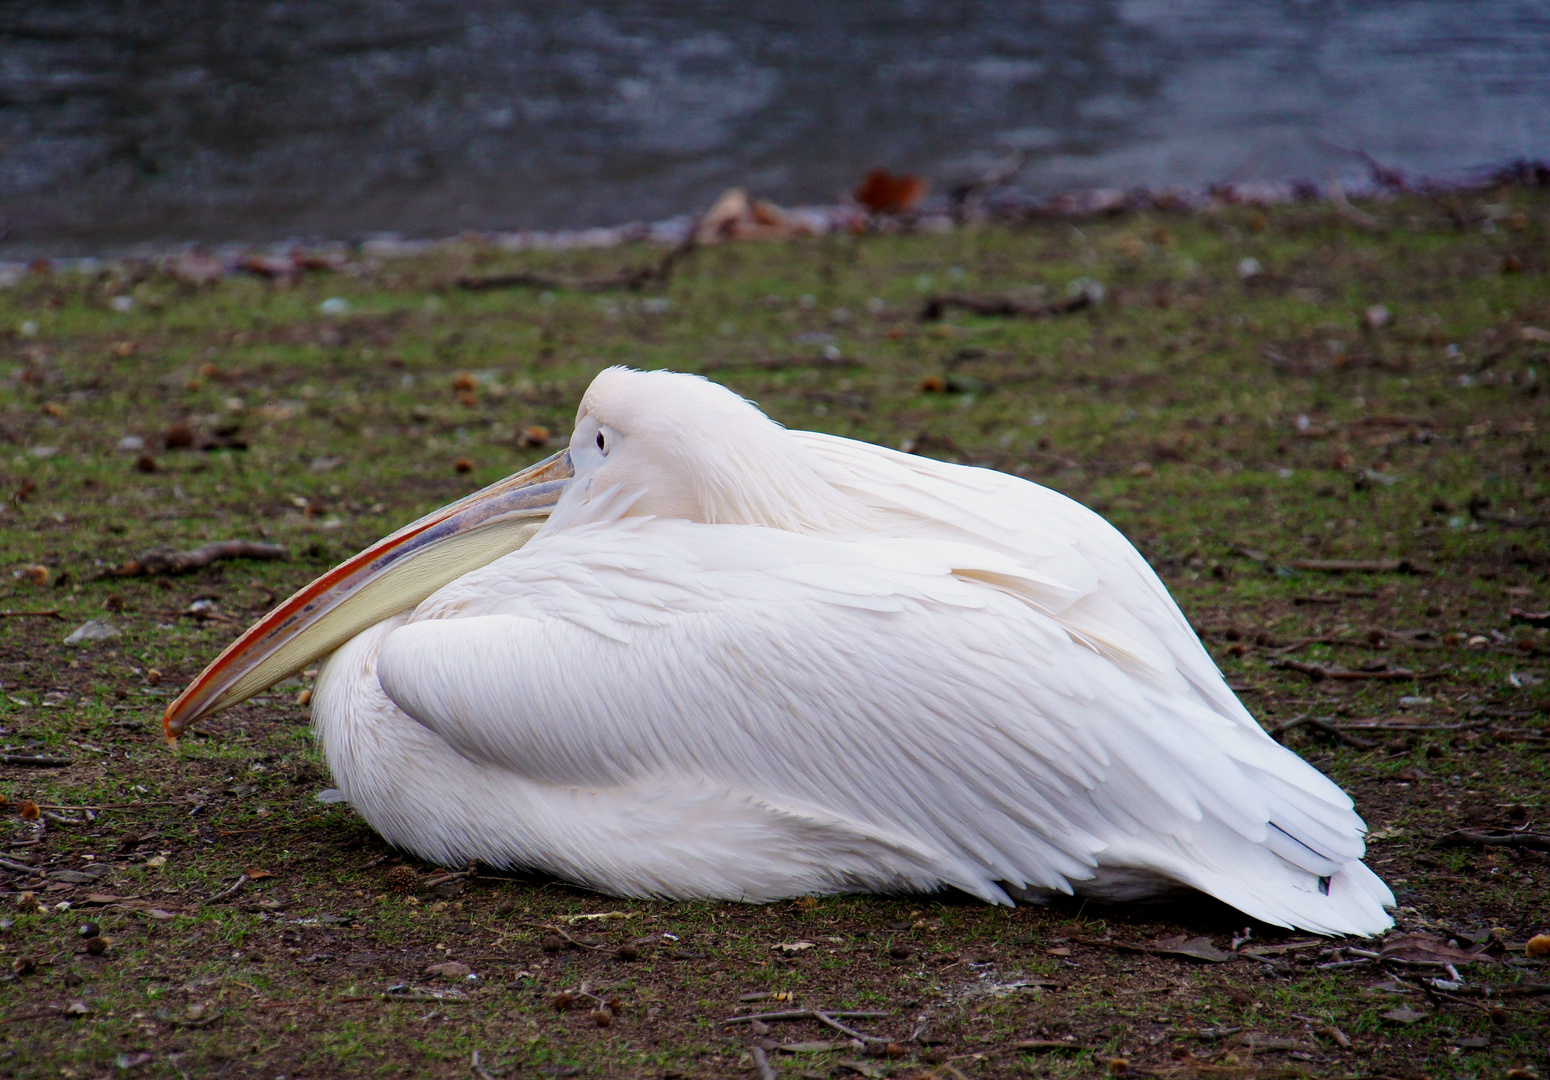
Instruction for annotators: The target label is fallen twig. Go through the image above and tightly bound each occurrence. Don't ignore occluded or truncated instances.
[531,922,610,952]
[471,1050,497,1080]
[1269,715,1375,750]
[0,754,74,768]
[113,540,287,578]
[204,873,248,905]
[422,868,477,889]
[1467,497,1548,530]
[0,1007,67,1024]
[920,291,1092,322]
[1275,658,1434,682]
[1422,982,1550,999]
[0,610,62,619]
[727,1009,890,1024]
[1009,1039,1091,1053]
[0,856,40,875]
[1508,606,1550,629]
[750,1044,777,1080]
[812,1010,886,1045]
[1286,558,1419,574]
[1437,830,1550,851]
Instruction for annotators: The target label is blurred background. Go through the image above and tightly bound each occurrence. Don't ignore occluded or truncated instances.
[3,0,1548,257]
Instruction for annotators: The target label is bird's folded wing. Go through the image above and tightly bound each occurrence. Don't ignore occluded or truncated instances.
[791,431,1266,739]
[379,519,1367,908]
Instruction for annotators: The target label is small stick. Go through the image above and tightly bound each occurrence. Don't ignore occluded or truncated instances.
[531,922,609,951]
[0,754,74,768]
[1286,558,1416,573]
[0,1008,66,1025]
[727,1009,890,1024]
[204,873,248,904]
[112,540,288,578]
[1438,830,1550,851]
[919,291,1092,322]
[750,1045,777,1080]
[812,1009,886,1044]
[35,802,178,811]
[0,610,62,619]
[0,855,41,875]
[1274,716,1375,750]
[1276,658,1433,682]
[470,1050,497,1080]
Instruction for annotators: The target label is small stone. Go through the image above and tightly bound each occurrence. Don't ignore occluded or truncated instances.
[1525,934,1550,958]
[77,921,100,938]
[64,619,121,646]
[424,961,471,981]
[64,1000,89,1016]
[318,297,351,315]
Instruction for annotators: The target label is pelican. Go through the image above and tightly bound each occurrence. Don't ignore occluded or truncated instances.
[165,367,1394,935]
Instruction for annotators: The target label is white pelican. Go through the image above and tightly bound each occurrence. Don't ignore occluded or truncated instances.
[166,367,1394,936]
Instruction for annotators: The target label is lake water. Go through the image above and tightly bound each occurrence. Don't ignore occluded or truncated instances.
[3,1,1548,256]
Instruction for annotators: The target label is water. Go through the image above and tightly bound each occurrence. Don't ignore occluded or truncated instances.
[2,1,1547,256]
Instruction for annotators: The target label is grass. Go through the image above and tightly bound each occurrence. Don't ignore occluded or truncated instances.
[0,187,1546,1079]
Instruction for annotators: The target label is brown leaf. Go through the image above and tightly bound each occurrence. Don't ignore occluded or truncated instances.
[855,169,929,214]
[1380,933,1489,965]
[245,869,277,881]
[1149,935,1234,962]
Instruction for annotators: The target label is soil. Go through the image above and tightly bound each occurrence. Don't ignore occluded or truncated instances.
[0,187,1546,1079]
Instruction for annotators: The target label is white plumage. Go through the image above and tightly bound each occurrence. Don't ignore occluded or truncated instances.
[240,367,1396,934]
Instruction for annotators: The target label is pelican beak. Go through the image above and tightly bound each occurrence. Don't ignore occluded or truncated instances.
[162,449,573,740]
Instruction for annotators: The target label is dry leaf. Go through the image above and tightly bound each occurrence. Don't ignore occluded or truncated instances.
[1380,933,1488,965]
[1149,935,1234,962]
[855,169,929,214]
[771,940,816,953]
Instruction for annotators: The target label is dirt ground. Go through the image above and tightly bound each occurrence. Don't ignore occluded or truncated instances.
[0,187,1546,1079]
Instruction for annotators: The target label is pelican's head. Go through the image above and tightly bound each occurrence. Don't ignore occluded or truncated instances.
[560,367,864,531]
[162,367,859,738]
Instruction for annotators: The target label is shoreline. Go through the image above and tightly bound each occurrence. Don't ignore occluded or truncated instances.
[3,158,1545,282]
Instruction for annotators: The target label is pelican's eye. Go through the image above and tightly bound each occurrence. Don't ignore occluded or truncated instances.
[596,430,608,454]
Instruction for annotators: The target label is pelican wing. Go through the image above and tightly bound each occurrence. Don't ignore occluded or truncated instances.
[377,503,1391,933]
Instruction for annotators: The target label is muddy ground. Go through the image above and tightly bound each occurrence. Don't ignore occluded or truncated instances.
[0,189,1546,1079]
